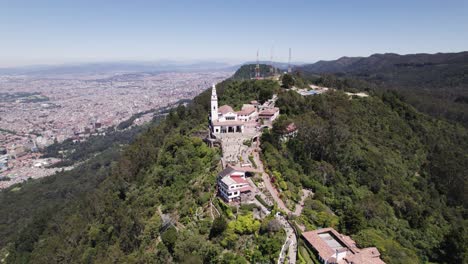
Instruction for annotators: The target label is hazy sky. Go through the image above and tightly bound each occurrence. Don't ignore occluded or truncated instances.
[1,0,467,67]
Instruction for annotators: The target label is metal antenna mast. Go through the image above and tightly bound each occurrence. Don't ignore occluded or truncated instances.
[288,48,292,73]
[270,46,274,75]
[255,49,260,79]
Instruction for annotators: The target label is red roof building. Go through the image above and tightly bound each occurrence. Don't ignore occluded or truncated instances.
[302,228,385,264]
[217,166,253,202]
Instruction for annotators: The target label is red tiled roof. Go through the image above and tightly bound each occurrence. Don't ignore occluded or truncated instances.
[259,107,279,116]
[231,176,248,184]
[237,107,256,116]
[302,228,385,264]
[285,123,297,133]
[345,247,385,264]
[302,229,336,261]
[219,105,234,114]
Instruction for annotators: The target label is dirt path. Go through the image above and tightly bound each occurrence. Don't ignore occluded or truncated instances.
[293,189,312,216]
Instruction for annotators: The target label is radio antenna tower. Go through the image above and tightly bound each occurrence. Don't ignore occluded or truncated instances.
[270,46,275,76]
[288,48,292,73]
[255,49,260,79]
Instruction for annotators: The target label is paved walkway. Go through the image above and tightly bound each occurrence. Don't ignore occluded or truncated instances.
[215,102,312,264]
[248,139,313,264]
[251,150,290,212]
[277,215,297,264]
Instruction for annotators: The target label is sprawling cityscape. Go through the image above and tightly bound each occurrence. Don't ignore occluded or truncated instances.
[0,71,231,188]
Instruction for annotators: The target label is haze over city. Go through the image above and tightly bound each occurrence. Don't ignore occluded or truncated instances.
[1,0,467,67]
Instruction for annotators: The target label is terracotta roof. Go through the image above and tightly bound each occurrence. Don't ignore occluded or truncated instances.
[259,107,279,116]
[345,248,385,264]
[302,228,385,264]
[285,123,297,133]
[237,107,256,116]
[219,105,234,115]
[302,229,337,261]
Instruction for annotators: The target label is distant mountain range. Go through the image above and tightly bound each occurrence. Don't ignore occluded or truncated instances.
[0,61,239,76]
[0,60,307,77]
[297,51,468,126]
[297,51,468,76]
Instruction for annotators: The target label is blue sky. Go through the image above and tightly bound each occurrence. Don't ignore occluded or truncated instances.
[0,0,467,66]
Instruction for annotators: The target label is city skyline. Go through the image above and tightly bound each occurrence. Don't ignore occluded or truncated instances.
[1,0,467,67]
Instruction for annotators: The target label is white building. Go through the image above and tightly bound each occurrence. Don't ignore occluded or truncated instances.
[210,84,279,134]
[217,166,252,202]
[210,84,246,134]
[237,104,258,122]
[258,107,280,123]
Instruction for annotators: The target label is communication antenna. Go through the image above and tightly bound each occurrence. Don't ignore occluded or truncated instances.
[288,48,292,73]
[270,46,275,75]
[255,49,260,79]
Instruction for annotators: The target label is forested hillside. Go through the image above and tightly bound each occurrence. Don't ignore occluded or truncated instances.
[297,52,468,126]
[266,89,467,263]
[0,79,284,263]
[0,76,466,263]
[231,64,278,80]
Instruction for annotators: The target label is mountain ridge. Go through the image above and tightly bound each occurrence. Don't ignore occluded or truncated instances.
[299,51,468,73]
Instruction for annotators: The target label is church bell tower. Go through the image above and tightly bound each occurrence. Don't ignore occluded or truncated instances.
[211,84,218,122]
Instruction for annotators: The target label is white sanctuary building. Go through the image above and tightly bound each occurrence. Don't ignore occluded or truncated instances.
[210,84,257,134]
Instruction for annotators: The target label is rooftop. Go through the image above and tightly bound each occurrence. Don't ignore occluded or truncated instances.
[302,228,385,264]
[231,175,248,184]
[237,106,256,116]
[219,105,235,114]
[259,107,279,116]
[221,176,237,186]
[284,123,297,133]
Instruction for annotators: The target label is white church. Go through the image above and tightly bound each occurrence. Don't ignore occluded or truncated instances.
[210,84,258,134]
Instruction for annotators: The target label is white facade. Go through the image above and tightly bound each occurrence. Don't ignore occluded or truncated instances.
[211,84,218,122]
[217,167,251,202]
[210,84,245,135]
[237,105,258,122]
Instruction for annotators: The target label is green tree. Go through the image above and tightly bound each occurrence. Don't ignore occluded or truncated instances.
[161,226,177,252]
[209,217,227,239]
[282,74,295,88]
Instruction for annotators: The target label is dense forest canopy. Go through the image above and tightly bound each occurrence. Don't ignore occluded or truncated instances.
[297,51,468,126]
[267,89,467,263]
[0,64,466,263]
[0,79,284,263]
